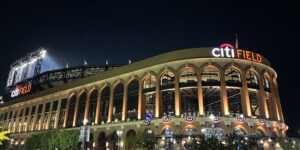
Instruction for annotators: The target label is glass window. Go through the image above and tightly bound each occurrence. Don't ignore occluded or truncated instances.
[246,70,259,89]
[201,67,220,86]
[127,80,139,121]
[225,67,241,86]
[76,93,87,126]
[67,95,76,127]
[100,87,110,124]
[113,84,124,122]
[160,71,175,89]
[89,90,98,124]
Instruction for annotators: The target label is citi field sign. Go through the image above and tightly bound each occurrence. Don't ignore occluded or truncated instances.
[212,43,262,63]
[10,84,32,98]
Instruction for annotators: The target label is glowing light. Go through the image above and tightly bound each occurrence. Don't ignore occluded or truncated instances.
[82,119,88,125]
[268,138,272,142]
[40,50,46,58]
[209,114,215,120]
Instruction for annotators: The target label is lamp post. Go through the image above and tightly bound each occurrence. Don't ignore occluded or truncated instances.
[80,119,89,150]
[116,130,123,150]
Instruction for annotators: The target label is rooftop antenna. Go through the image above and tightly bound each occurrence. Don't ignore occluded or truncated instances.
[235,33,239,49]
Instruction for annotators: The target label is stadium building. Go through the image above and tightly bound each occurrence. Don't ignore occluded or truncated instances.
[0,44,288,149]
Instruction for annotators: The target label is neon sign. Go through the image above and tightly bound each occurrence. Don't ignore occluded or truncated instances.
[11,84,32,98]
[212,43,262,63]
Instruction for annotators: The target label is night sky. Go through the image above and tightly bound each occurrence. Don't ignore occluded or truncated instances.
[0,1,298,137]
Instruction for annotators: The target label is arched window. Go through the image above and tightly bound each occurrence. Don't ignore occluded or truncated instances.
[263,75,270,91]
[183,127,198,149]
[227,88,242,117]
[67,94,76,127]
[253,129,265,138]
[99,87,110,124]
[143,74,156,90]
[88,90,98,124]
[160,71,175,89]
[113,84,124,122]
[111,131,118,150]
[127,80,139,121]
[179,68,197,87]
[202,66,221,116]
[225,67,242,86]
[180,68,198,117]
[233,127,247,137]
[143,74,156,117]
[201,66,220,86]
[263,75,272,118]
[127,129,136,137]
[98,132,106,149]
[246,70,259,89]
[161,70,175,117]
[76,92,87,126]
[162,127,174,149]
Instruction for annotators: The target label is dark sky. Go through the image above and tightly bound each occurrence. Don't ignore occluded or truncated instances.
[0,1,299,137]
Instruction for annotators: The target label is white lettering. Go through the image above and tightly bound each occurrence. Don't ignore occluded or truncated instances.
[11,88,20,97]
[224,47,231,57]
[212,48,221,57]
[212,46,235,58]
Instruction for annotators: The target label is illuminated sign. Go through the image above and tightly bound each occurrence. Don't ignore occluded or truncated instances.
[10,84,32,98]
[212,43,262,63]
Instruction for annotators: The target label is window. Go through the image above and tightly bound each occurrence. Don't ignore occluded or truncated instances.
[76,92,87,126]
[113,84,124,122]
[89,90,98,124]
[100,87,110,124]
[225,67,241,86]
[246,70,259,89]
[180,68,198,117]
[127,80,139,121]
[67,95,76,127]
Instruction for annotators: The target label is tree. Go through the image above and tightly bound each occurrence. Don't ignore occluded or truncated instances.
[0,125,10,146]
[190,135,226,150]
[25,130,80,150]
[277,138,300,150]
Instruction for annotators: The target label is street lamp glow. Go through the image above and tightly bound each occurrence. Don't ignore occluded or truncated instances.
[268,138,272,142]
[116,130,123,136]
[209,114,215,120]
[83,119,89,125]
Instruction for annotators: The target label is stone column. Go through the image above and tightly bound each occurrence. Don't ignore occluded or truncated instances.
[55,97,62,129]
[95,89,102,124]
[63,96,71,128]
[122,84,128,121]
[269,78,278,120]
[175,74,181,117]
[107,88,115,123]
[73,94,80,127]
[197,70,204,116]
[258,77,268,119]
[272,77,284,122]
[138,81,144,120]
[155,77,161,118]
[220,72,229,116]
[39,101,46,130]
[241,73,252,117]
[84,92,92,120]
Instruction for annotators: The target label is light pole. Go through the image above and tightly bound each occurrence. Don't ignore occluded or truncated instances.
[116,130,123,150]
[81,119,89,150]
